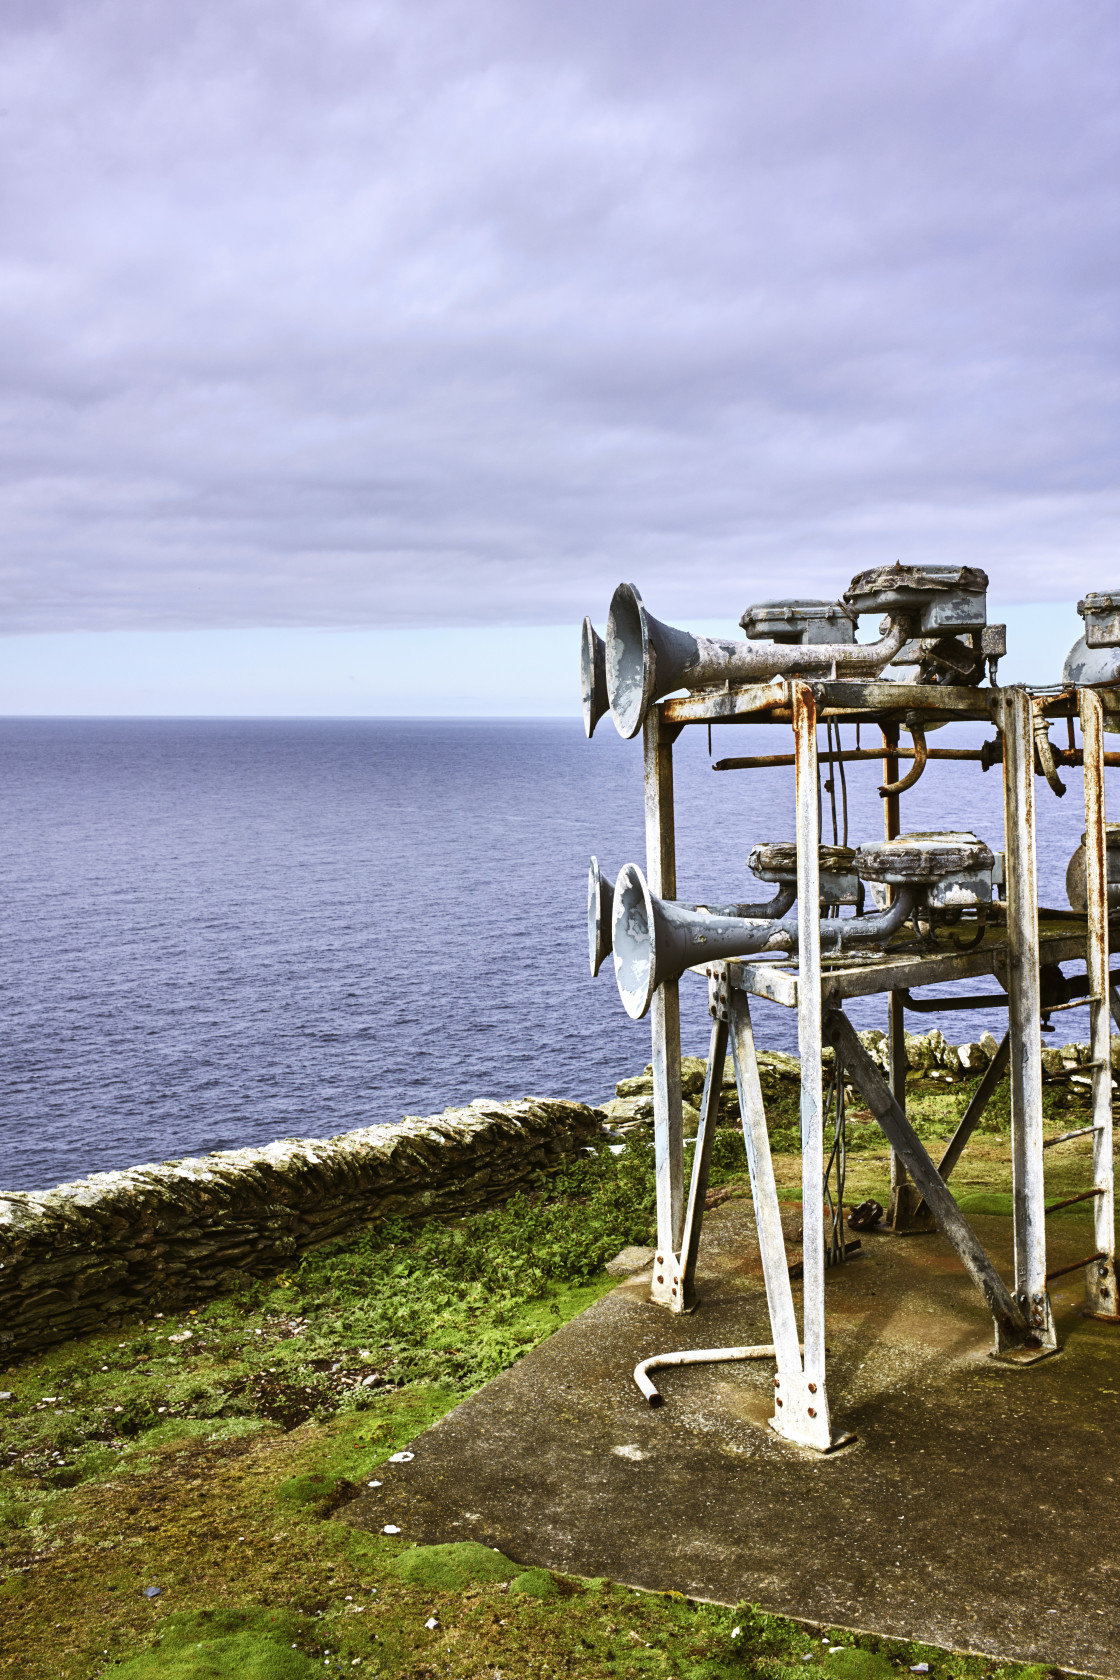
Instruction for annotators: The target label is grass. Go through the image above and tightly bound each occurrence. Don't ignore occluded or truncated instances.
[0,1066,1105,1678]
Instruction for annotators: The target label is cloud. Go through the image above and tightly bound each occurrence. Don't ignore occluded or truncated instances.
[1,0,1117,633]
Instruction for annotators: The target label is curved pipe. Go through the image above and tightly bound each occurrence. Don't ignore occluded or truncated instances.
[879,722,927,798]
[816,886,916,952]
[605,582,915,740]
[1033,716,1067,798]
[634,1344,778,1407]
[732,883,797,920]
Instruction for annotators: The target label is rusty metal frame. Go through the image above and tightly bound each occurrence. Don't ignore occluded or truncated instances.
[1001,689,1057,1349]
[1078,688,1119,1320]
[604,666,1119,1445]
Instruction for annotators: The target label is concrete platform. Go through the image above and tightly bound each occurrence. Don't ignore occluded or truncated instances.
[344,1196,1120,1675]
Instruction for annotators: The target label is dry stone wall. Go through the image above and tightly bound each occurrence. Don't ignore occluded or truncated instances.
[598,1031,1117,1132]
[0,1099,600,1361]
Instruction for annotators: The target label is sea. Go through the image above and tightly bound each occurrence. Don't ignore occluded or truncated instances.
[0,717,1094,1192]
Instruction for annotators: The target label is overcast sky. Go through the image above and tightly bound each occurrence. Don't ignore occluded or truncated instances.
[2,0,1117,655]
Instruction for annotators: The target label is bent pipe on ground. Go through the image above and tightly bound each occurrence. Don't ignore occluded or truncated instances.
[605,582,915,740]
[634,1344,780,1407]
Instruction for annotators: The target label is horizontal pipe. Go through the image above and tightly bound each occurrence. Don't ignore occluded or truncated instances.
[1043,1124,1104,1149]
[1045,1188,1105,1216]
[1046,1251,1106,1284]
[713,747,1120,773]
[900,988,1009,1012]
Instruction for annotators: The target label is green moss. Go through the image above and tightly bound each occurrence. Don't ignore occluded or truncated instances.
[106,1607,315,1678]
[823,1647,897,1680]
[391,1540,517,1590]
[0,1112,1104,1678]
[277,1473,341,1508]
[510,1565,559,1597]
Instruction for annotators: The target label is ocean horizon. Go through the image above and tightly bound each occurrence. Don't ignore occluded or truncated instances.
[1,715,1093,1192]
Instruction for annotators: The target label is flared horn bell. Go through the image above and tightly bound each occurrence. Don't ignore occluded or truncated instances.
[588,857,614,976]
[581,618,609,738]
[611,863,788,1020]
[606,583,705,741]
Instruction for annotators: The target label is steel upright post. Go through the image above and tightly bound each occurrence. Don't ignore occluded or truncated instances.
[644,705,685,1307]
[882,723,912,1228]
[1078,687,1119,1320]
[1001,687,1057,1351]
[792,683,827,1387]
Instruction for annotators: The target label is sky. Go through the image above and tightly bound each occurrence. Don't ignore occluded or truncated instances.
[1,0,1117,711]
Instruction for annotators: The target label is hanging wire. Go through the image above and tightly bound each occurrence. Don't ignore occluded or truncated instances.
[835,721,849,848]
[821,1048,848,1266]
[824,720,840,846]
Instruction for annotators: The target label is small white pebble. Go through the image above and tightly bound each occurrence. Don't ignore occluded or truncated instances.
[367,1480,382,1488]
[425,1617,438,1630]
[383,1525,400,1535]
[803,1656,813,1663]
[830,1646,843,1654]
[910,1666,930,1674]
[388,1451,414,1463]
[731,1628,741,1639]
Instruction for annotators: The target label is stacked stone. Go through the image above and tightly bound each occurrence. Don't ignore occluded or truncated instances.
[0,1099,600,1360]
[598,1033,1114,1134]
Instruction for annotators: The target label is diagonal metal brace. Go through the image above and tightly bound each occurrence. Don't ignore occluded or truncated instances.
[911,1029,1011,1221]
[823,1008,1029,1346]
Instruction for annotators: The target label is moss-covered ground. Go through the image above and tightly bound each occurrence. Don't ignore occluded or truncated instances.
[1,1065,1107,1678]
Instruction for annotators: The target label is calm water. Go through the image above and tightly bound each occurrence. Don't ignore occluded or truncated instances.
[0,717,1092,1191]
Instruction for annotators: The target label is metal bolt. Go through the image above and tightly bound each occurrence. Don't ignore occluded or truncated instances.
[656,1256,663,1265]
[775,1397,783,1407]
[671,1286,677,1295]
[807,1408,816,1418]
[773,1377,780,1387]
[656,1275,664,1284]
[808,1383,817,1393]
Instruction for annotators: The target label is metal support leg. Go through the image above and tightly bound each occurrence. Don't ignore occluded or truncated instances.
[879,722,928,1231]
[677,1008,729,1311]
[729,985,837,1450]
[644,705,685,1309]
[1002,689,1057,1350]
[792,683,829,1407]
[1079,688,1119,1321]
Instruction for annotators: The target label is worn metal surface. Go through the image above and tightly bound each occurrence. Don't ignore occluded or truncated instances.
[662,677,996,728]
[643,706,684,1296]
[843,562,988,631]
[739,598,856,644]
[791,682,834,1438]
[1000,689,1056,1350]
[730,983,836,1450]
[854,832,994,887]
[1078,687,1119,1320]
[606,584,915,739]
